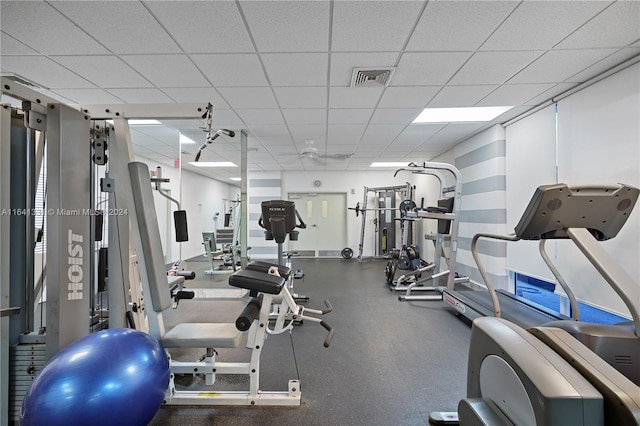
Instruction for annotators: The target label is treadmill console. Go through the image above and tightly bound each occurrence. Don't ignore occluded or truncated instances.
[514,183,639,241]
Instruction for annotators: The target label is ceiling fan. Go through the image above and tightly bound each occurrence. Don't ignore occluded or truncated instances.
[298,140,354,162]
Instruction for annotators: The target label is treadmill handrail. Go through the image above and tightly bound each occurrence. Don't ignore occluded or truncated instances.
[538,239,580,321]
[471,232,522,318]
[567,227,640,336]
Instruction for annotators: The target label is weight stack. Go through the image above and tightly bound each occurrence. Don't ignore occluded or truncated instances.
[216,229,234,245]
[10,342,46,421]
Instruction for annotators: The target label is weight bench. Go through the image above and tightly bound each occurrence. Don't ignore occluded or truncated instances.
[127,161,334,406]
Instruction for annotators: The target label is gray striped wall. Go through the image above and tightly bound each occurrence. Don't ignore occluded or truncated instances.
[454,132,508,289]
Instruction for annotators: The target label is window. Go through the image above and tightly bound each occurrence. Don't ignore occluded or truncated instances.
[514,273,629,325]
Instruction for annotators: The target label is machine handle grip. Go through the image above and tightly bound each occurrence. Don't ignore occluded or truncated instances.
[175,290,195,300]
[236,297,262,331]
[320,320,334,348]
[177,270,196,280]
[321,300,333,314]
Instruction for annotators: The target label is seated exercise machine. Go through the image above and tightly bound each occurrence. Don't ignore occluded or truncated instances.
[202,231,239,275]
[128,162,334,406]
[202,196,248,275]
[431,183,640,425]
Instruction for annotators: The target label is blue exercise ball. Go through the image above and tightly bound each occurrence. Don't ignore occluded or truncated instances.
[21,328,169,426]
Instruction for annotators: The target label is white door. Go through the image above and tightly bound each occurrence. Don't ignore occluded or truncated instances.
[288,193,346,257]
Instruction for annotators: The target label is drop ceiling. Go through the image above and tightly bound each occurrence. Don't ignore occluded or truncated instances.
[1,1,639,184]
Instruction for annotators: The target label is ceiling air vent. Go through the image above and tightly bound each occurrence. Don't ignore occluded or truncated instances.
[350,67,395,88]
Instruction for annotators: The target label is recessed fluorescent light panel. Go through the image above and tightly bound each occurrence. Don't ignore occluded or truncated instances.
[128,119,162,125]
[413,106,513,123]
[188,162,237,168]
[229,177,241,181]
[370,162,410,168]
[179,134,196,144]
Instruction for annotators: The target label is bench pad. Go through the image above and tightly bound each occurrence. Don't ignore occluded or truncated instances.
[229,269,285,294]
[161,323,242,348]
[246,261,291,280]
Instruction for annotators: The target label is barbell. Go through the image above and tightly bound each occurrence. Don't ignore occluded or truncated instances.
[347,200,417,217]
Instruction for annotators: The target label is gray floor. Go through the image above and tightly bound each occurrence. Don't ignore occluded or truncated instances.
[150,258,472,426]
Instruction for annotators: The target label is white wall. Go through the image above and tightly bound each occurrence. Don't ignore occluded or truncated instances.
[135,156,239,262]
[283,170,418,258]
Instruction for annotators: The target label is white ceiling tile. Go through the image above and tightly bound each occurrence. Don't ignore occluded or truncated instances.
[567,48,640,82]
[0,33,38,54]
[1,56,95,89]
[332,1,424,51]
[208,109,245,127]
[428,85,498,108]
[52,1,181,54]
[121,55,209,88]
[236,109,284,126]
[273,87,328,108]
[396,124,447,144]
[476,83,556,107]
[424,123,488,145]
[508,49,617,84]
[524,83,577,106]
[481,1,610,50]
[378,86,439,108]
[288,125,326,142]
[0,1,110,55]
[392,52,472,86]
[162,88,229,108]
[217,87,277,108]
[262,53,328,86]
[556,2,640,49]
[50,88,125,105]
[249,125,291,139]
[146,2,254,53]
[51,55,152,88]
[328,109,373,124]
[407,1,518,51]
[282,109,326,125]
[362,124,406,141]
[105,88,174,104]
[241,1,330,52]
[191,54,268,86]
[329,87,383,108]
[327,124,367,140]
[449,51,544,85]
[330,52,399,86]
[370,109,422,125]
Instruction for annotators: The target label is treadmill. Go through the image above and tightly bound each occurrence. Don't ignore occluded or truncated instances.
[443,183,640,331]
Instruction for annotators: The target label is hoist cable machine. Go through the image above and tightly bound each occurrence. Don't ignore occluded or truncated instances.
[2,79,94,423]
[1,78,210,422]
